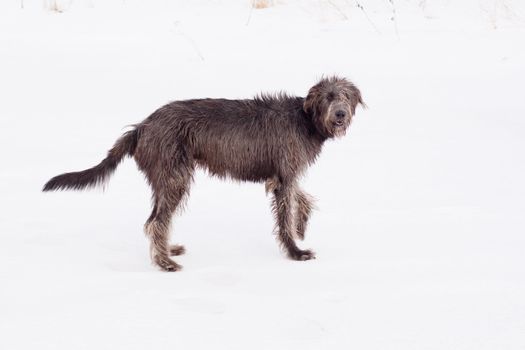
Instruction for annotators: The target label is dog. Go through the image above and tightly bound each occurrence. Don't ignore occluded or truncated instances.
[43,76,365,271]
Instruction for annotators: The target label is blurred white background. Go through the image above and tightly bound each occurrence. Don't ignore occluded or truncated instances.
[0,1,524,349]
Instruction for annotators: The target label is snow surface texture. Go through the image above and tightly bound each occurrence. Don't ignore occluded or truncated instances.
[1,1,524,349]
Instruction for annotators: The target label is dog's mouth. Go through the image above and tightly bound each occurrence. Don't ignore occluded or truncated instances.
[332,120,346,128]
[329,118,351,138]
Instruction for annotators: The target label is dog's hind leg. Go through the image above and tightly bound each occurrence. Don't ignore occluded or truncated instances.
[295,189,314,240]
[271,181,316,261]
[144,163,193,271]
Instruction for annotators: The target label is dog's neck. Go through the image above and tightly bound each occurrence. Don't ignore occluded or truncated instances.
[296,101,328,143]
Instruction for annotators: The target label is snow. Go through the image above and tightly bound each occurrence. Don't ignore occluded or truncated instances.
[1,1,525,349]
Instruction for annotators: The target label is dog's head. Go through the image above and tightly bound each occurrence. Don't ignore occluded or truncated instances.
[303,76,364,138]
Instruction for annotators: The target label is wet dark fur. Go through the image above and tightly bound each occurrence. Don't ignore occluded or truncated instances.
[43,76,364,271]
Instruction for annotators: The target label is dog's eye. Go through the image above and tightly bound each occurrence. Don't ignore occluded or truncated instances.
[327,93,335,101]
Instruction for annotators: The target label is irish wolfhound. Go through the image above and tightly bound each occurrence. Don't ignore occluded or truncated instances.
[43,76,364,271]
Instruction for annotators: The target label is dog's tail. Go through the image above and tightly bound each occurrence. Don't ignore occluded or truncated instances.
[42,128,139,192]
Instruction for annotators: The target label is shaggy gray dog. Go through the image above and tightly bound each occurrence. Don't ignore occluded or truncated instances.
[43,76,364,271]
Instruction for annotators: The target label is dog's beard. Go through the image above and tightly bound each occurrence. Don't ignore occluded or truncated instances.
[315,112,350,138]
[325,117,350,138]
[332,125,348,138]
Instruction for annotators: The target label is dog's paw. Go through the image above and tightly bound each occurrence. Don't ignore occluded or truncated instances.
[289,249,316,261]
[153,255,183,272]
[159,261,183,272]
[169,244,186,256]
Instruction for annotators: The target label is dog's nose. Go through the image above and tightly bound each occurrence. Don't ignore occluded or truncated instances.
[335,110,346,119]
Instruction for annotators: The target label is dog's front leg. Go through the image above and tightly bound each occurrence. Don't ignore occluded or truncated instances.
[271,181,316,261]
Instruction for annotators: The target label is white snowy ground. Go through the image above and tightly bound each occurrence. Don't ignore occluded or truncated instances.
[1,1,524,349]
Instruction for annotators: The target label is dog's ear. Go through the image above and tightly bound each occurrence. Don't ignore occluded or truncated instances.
[303,96,313,114]
[348,86,366,114]
[356,88,366,109]
[303,87,318,114]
